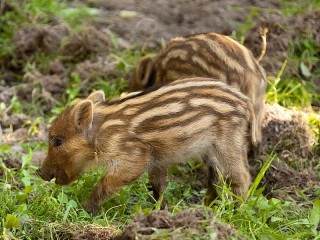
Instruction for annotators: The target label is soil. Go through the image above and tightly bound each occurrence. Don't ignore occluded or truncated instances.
[73,56,119,85]
[256,104,320,202]
[14,24,70,60]
[114,208,242,240]
[87,0,320,77]
[90,0,279,47]
[261,104,314,160]
[2,0,319,103]
[60,26,111,62]
[43,224,114,240]
[257,160,319,201]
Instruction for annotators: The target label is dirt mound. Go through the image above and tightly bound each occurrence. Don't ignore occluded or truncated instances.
[0,86,33,130]
[60,26,111,62]
[249,103,320,201]
[14,24,69,59]
[114,208,241,240]
[261,104,314,161]
[73,56,119,84]
[1,147,23,170]
[14,24,111,63]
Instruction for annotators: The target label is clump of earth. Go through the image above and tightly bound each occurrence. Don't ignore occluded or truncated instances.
[114,208,242,240]
[256,104,319,201]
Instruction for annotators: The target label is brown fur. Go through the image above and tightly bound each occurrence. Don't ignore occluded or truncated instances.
[129,32,267,144]
[37,78,257,214]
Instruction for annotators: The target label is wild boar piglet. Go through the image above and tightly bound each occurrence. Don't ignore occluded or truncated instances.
[37,77,257,214]
[129,32,267,144]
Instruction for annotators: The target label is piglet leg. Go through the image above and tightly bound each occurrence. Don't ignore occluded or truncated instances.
[83,152,150,214]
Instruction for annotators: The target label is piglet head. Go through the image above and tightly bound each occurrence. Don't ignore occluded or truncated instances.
[37,91,105,185]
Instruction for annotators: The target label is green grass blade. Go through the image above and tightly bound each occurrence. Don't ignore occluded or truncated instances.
[248,154,276,197]
[310,198,320,235]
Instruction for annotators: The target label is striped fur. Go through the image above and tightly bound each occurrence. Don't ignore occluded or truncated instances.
[129,32,267,144]
[37,78,256,214]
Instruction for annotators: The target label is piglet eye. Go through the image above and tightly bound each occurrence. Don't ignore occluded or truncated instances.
[52,138,62,147]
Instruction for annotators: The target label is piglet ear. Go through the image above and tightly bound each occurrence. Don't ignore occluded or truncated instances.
[87,90,105,104]
[73,100,93,130]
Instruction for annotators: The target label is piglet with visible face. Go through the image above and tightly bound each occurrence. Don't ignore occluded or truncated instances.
[37,78,256,215]
[36,92,104,186]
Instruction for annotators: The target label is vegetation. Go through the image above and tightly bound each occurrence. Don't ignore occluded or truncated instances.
[0,0,319,239]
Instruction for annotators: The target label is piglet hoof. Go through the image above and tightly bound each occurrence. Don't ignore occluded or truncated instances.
[83,200,99,215]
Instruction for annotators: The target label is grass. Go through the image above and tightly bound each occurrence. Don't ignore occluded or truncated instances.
[280,0,320,16]
[213,156,319,239]
[1,147,319,239]
[1,0,320,239]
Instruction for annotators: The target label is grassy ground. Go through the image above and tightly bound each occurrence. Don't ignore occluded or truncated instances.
[0,0,320,239]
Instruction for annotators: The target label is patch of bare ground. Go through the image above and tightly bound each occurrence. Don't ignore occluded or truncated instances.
[88,0,319,96]
[244,13,291,74]
[88,0,280,49]
[0,85,48,173]
[113,208,242,240]
[245,9,320,78]
[0,147,46,178]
